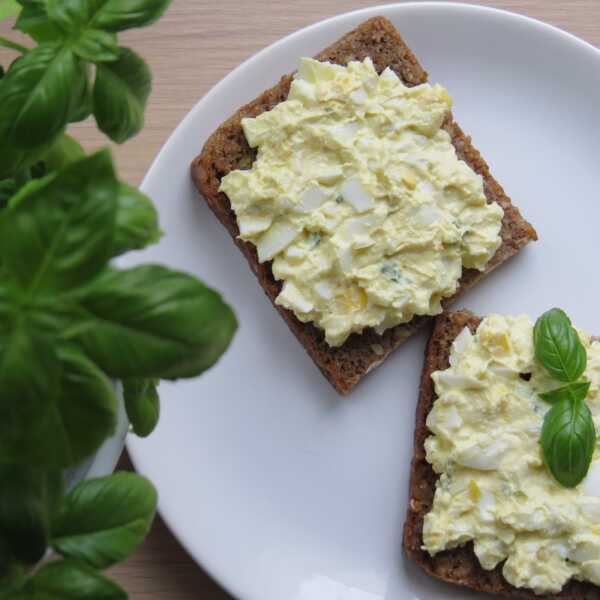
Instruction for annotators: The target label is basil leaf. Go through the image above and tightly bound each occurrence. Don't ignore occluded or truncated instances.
[91,0,171,32]
[0,0,20,20]
[0,538,12,581]
[45,0,171,34]
[68,60,93,123]
[55,346,118,462]
[45,0,96,29]
[41,134,85,172]
[0,130,54,180]
[19,560,126,599]
[0,312,111,467]
[541,397,596,488]
[0,179,17,208]
[113,183,161,256]
[14,3,63,43]
[74,265,237,379]
[45,1,119,63]
[539,380,591,405]
[51,472,157,569]
[0,139,26,179]
[0,281,14,322]
[93,47,150,143]
[534,308,587,383]
[72,28,119,63]
[0,318,66,466]
[4,171,56,208]
[0,463,63,566]
[0,45,76,149]
[0,300,8,329]
[0,150,117,294]
[123,378,159,437]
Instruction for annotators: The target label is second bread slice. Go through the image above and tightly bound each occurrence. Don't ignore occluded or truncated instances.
[403,310,599,599]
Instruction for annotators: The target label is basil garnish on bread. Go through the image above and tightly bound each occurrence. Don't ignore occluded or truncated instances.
[535,308,596,487]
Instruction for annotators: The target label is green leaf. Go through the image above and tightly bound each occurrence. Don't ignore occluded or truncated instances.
[19,560,127,599]
[541,397,596,488]
[93,47,151,143]
[14,3,63,43]
[0,284,12,323]
[0,0,21,20]
[534,308,587,383]
[54,346,118,462]
[0,310,114,467]
[113,183,161,256]
[51,472,157,569]
[0,150,117,294]
[68,60,93,123]
[45,0,96,29]
[44,0,172,34]
[5,171,56,208]
[123,378,159,437]
[539,380,591,404]
[0,132,55,180]
[0,179,17,208]
[0,463,63,566]
[72,28,119,63]
[41,134,85,172]
[74,265,238,379]
[45,1,119,62]
[0,45,76,149]
[91,0,171,32]
[0,141,25,180]
[0,317,66,466]
[0,538,13,581]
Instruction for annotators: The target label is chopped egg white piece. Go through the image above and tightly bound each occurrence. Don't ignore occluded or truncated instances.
[238,214,273,236]
[296,186,328,213]
[340,177,374,213]
[256,222,299,262]
[278,281,313,314]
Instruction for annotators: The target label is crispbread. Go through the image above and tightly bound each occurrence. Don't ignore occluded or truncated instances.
[403,310,600,599]
[191,16,537,395]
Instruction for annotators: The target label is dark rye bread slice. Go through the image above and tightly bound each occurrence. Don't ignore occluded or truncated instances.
[403,310,600,599]
[191,16,537,395]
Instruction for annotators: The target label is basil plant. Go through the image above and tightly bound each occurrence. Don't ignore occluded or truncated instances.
[0,1,237,597]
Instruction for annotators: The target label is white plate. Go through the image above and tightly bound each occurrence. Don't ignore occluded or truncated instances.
[125,3,600,599]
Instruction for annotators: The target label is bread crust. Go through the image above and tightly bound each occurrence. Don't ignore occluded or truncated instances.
[403,310,600,599]
[191,16,537,395]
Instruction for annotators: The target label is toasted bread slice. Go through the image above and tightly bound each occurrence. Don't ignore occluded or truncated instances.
[191,17,537,395]
[403,310,598,599]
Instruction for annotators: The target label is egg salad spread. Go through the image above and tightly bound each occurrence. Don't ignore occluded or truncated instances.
[424,314,600,594]
[220,57,503,346]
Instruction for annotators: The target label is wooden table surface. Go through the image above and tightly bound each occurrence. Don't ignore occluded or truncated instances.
[2,1,600,597]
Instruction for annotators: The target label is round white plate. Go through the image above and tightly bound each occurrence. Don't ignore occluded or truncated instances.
[125,3,600,599]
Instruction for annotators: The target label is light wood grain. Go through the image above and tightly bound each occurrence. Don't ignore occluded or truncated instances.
[1,1,599,597]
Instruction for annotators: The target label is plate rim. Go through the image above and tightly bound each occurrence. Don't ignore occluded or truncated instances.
[129,3,600,599]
